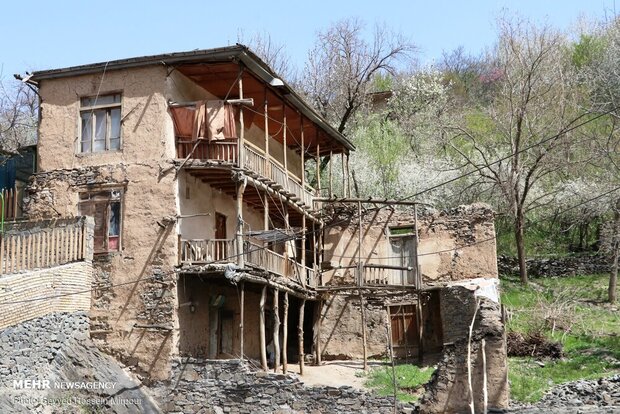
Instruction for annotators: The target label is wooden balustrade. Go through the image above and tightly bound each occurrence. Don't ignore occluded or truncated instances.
[362,264,416,286]
[180,238,316,286]
[180,239,235,264]
[176,139,238,163]
[0,224,85,275]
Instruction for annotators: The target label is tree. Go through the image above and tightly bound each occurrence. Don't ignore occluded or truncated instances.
[300,18,416,135]
[442,17,585,284]
[237,31,296,82]
[0,78,37,158]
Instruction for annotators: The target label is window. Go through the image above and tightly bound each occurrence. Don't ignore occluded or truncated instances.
[78,189,122,253]
[79,94,121,153]
[389,225,416,285]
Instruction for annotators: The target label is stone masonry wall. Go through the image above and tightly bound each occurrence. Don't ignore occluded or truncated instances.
[153,358,414,414]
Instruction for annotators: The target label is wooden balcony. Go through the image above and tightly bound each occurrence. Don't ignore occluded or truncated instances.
[176,138,315,209]
[180,239,317,287]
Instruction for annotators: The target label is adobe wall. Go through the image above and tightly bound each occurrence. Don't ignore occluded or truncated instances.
[323,203,498,285]
[28,65,179,381]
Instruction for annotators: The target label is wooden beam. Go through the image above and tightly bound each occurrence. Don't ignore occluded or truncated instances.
[341,153,346,198]
[283,292,289,374]
[300,116,305,188]
[314,197,425,206]
[240,281,245,359]
[316,139,320,196]
[260,285,268,371]
[298,298,305,375]
[273,288,281,373]
[283,106,288,181]
[314,300,323,365]
[264,87,270,167]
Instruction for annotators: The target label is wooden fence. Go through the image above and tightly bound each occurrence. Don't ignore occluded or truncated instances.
[1,187,20,221]
[0,224,86,274]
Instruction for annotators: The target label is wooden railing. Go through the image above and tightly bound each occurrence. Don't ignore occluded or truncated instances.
[176,139,238,163]
[0,224,86,274]
[361,264,417,287]
[179,238,317,286]
[179,239,235,264]
[243,144,315,207]
[1,187,20,221]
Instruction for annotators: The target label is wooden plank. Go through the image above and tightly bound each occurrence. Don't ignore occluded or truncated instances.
[260,285,268,371]
[282,292,288,374]
[10,236,16,273]
[273,288,281,373]
[329,150,333,198]
[0,236,4,274]
[298,299,305,375]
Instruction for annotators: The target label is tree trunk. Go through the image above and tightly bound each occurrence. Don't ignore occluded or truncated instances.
[609,200,620,304]
[515,208,528,285]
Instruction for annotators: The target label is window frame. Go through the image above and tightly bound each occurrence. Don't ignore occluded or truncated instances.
[78,188,124,254]
[78,93,122,154]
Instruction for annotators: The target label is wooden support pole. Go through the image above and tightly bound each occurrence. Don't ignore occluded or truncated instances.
[238,66,245,166]
[386,305,398,414]
[417,292,424,364]
[328,150,333,198]
[240,281,245,359]
[314,300,322,365]
[346,154,351,197]
[341,153,346,198]
[316,140,321,196]
[273,288,281,373]
[264,87,270,166]
[283,292,289,373]
[283,106,288,180]
[301,215,307,286]
[358,200,363,286]
[360,290,368,371]
[300,116,305,188]
[236,180,247,268]
[260,285,268,371]
[298,299,305,375]
[264,194,269,231]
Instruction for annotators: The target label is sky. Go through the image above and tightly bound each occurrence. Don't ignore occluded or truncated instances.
[1,0,617,82]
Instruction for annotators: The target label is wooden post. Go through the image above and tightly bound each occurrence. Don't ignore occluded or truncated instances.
[358,200,363,286]
[264,87,270,177]
[264,194,269,231]
[300,116,305,188]
[238,66,245,167]
[314,300,322,365]
[236,180,247,268]
[240,281,245,359]
[283,106,288,181]
[316,140,321,195]
[283,292,289,373]
[341,153,346,198]
[259,285,268,371]
[360,290,368,371]
[346,154,351,197]
[386,306,398,414]
[298,299,305,375]
[417,292,424,364]
[301,215,307,286]
[273,288,281,373]
[328,150,333,198]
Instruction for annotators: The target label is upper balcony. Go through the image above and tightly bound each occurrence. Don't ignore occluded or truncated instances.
[175,137,315,209]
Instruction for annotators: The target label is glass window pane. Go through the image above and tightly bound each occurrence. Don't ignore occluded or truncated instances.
[109,138,120,151]
[81,113,92,152]
[81,94,120,108]
[94,110,106,151]
[110,107,121,140]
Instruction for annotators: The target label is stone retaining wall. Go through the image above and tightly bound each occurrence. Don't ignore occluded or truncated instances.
[498,255,610,277]
[153,359,415,414]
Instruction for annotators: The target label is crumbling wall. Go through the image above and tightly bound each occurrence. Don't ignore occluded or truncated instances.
[323,203,498,285]
[420,287,509,413]
[28,66,179,381]
[318,294,389,359]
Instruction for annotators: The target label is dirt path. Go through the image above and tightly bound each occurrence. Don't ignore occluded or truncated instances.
[286,360,384,390]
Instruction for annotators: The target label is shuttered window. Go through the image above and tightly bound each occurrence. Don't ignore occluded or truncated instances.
[78,189,122,253]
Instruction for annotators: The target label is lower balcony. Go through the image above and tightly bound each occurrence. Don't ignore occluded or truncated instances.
[179,239,317,287]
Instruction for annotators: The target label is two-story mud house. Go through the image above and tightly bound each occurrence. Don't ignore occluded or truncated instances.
[21,47,507,412]
[24,45,354,378]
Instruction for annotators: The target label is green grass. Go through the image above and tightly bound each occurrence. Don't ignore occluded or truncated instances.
[363,364,435,402]
[502,274,620,403]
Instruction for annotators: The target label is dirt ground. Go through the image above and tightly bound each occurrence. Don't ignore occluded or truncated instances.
[286,360,383,390]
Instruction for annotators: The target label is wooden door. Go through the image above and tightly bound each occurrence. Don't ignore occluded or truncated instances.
[215,213,227,260]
